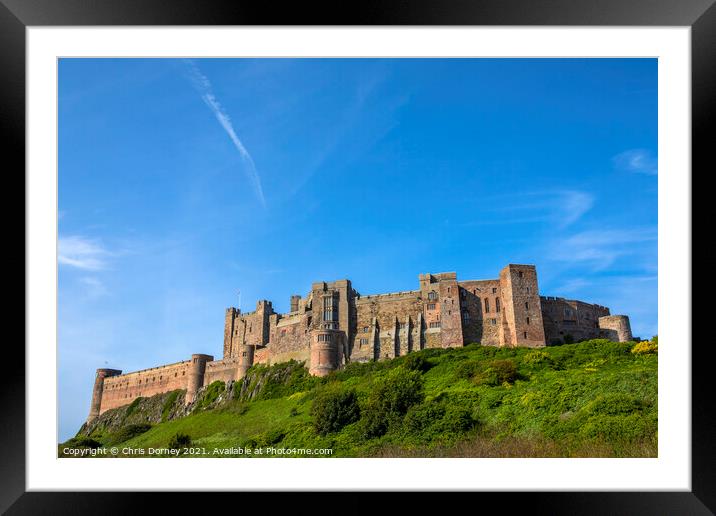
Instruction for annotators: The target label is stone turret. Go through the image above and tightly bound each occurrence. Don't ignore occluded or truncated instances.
[87,368,121,423]
[236,344,255,380]
[599,315,633,342]
[185,354,214,404]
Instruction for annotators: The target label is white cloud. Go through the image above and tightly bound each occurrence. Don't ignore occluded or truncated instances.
[184,60,266,208]
[613,149,658,175]
[552,228,657,269]
[467,190,594,229]
[79,276,109,298]
[58,235,110,270]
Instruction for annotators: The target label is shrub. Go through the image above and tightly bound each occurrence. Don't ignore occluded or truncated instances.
[259,428,286,446]
[109,423,152,445]
[168,432,192,450]
[311,385,360,436]
[403,353,431,373]
[289,407,299,417]
[196,381,225,409]
[361,368,424,438]
[523,350,555,368]
[401,397,476,442]
[455,360,481,380]
[477,359,518,386]
[632,339,658,355]
[123,396,144,418]
[161,390,182,421]
[586,393,643,416]
[65,436,101,449]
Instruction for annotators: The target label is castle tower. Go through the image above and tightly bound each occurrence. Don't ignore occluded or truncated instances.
[598,315,633,342]
[290,295,301,313]
[87,368,121,423]
[223,307,238,358]
[309,327,342,377]
[236,344,255,380]
[185,353,214,405]
[498,264,546,347]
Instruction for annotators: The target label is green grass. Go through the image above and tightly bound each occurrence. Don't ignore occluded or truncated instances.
[63,339,657,458]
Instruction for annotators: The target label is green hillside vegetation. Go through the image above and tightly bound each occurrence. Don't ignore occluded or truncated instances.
[61,338,657,458]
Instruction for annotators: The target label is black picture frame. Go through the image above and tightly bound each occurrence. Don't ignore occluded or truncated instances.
[5,1,710,513]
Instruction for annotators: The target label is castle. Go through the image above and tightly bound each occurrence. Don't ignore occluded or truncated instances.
[87,264,633,422]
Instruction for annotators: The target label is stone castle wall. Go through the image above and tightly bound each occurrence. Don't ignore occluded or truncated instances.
[540,296,611,345]
[100,360,191,413]
[89,263,633,421]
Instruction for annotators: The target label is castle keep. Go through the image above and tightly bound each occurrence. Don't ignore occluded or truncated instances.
[87,264,632,422]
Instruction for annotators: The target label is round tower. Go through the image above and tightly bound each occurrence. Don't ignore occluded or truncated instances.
[87,368,121,423]
[236,344,255,380]
[185,353,214,405]
[309,328,342,377]
[598,315,633,342]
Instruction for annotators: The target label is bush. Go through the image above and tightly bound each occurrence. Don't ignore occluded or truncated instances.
[109,423,152,445]
[65,436,102,449]
[632,339,658,355]
[455,360,481,380]
[586,393,643,416]
[477,359,518,386]
[123,396,144,418]
[259,428,286,446]
[401,397,476,442]
[168,432,192,450]
[196,381,225,409]
[361,368,424,438]
[311,385,360,436]
[523,350,555,368]
[161,390,182,421]
[402,353,431,373]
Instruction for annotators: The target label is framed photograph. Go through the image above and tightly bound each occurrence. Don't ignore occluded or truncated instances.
[8,0,711,512]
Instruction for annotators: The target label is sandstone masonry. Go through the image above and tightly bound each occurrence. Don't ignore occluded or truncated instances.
[86,264,633,422]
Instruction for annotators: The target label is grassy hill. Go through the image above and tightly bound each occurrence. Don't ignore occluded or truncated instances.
[61,338,658,458]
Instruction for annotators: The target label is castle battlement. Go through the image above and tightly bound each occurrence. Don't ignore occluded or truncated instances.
[88,263,632,422]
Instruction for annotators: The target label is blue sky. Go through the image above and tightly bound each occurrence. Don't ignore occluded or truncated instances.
[58,58,657,441]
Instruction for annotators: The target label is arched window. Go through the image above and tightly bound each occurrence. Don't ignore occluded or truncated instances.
[485,298,490,313]
[428,291,438,301]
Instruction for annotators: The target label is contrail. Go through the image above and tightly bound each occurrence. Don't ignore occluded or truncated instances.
[184,59,266,207]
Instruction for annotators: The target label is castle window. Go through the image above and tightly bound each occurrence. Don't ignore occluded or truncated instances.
[242,351,247,357]
[427,303,436,310]
[318,334,332,342]
[363,326,369,333]
[174,373,177,377]
[182,371,185,376]
[359,338,368,346]
[281,329,286,336]
[524,331,528,338]
[485,298,490,313]
[525,302,529,310]
[526,287,530,293]
[428,291,438,301]
[519,271,524,278]
[399,323,406,329]
[491,318,497,325]
[495,298,500,313]
[429,322,441,329]
[526,317,530,325]
[492,288,497,294]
